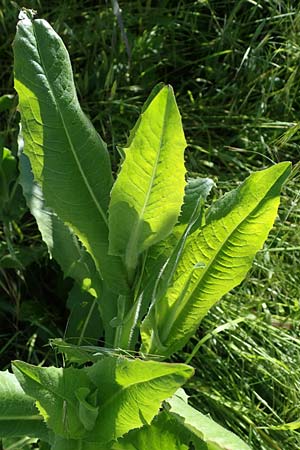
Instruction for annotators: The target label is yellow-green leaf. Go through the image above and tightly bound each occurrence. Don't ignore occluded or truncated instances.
[141,162,291,356]
[109,84,186,277]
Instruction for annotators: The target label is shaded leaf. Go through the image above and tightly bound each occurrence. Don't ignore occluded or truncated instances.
[0,94,15,112]
[65,283,103,342]
[0,370,48,440]
[19,152,101,295]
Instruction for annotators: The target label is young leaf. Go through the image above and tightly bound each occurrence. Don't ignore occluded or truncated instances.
[179,177,215,226]
[13,13,129,294]
[141,162,291,356]
[109,84,186,276]
[0,370,48,440]
[166,389,251,450]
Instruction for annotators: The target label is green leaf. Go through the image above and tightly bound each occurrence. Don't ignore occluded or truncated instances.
[19,152,101,295]
[0,147,26,223]
[51,435,103,450]
[111,411,190,449]
[19,151,104,342]
[134,176,215,336]
[74,387,99,431]
[13,358,193,445]
[109,84,186,276]
[13,14,129,294]
[65,283,103,342]
[0,370,48,440]
[0,94,15,112]
[12,361,97,440]
[0,148,17,209]
[179,177,215,226]
[86,357,194,443]
[141,162,291,356]
[167,389,252,450]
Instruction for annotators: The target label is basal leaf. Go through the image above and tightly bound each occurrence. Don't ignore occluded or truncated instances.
[167,389,251,450]
[12,361,96,440]
[86,357,194,443]
[109,84,186,277]
[13,13,129,294]
[141,162,291,356]
[111,411,190,450]
[19,151,104,341]
[0,370,48,440]
[13,358,193,445]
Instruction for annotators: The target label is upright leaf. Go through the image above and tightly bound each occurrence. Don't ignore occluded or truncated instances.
[109,84,186,276]
[13,13,128,294]
[0,370,48,440]
[141,162,291,356]
[19,151,103,341]
[179,177,215,226]
[19,152,101,293]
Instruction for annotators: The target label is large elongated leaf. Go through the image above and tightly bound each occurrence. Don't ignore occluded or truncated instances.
[167,389,251,450]
[19,151,103,341]
[141,162,291,356]
[19,152,101,294]
[13,13,128,294]
[13,357,193,444]
[109,84,186,275]
[0,370,48,440]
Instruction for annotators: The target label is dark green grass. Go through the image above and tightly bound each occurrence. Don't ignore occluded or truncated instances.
[0,1,299,449]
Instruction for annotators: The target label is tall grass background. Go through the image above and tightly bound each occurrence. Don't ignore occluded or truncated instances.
[0,1,299,449]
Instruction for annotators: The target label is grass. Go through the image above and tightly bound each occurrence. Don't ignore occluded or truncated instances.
[0,1,299,449]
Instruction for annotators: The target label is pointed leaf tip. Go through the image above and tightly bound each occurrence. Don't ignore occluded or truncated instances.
[109,83,187,276]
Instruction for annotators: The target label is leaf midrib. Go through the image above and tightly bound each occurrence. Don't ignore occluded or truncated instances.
[98,361,186,414]
[125,89,171,269]
[0,415,43,421]
[161,178,282,343]
[31,20,109,228]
